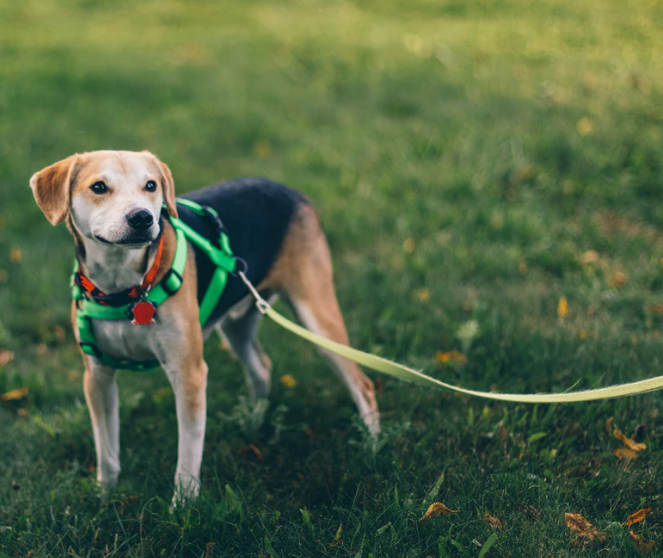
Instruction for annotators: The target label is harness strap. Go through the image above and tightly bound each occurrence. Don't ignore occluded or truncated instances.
[73,198,235,371]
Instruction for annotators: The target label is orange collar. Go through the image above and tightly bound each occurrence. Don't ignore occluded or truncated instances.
[76,235,165,304]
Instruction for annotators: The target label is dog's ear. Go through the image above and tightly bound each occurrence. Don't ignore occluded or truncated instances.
[29,155,79,226]
[158,160,178,219]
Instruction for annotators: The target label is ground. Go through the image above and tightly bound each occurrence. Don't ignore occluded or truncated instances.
[2,0,663,556]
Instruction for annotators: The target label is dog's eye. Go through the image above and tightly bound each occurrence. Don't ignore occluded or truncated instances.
[145,180,157,192]
[90,181,108,194]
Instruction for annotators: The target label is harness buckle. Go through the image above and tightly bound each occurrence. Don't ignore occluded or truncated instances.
[161,268,183,296]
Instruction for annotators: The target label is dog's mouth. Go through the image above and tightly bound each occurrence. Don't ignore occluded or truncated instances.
[94,234,154,247]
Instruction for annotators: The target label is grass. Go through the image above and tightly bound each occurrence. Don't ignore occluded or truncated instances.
[2,0,663,555]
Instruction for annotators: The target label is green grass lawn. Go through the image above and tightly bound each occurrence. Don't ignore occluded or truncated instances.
[3,0,663,555]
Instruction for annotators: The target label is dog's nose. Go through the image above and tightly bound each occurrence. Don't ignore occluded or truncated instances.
[126,209,154,231]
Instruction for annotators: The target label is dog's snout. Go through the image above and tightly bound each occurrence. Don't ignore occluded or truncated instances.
[126,209,154,231]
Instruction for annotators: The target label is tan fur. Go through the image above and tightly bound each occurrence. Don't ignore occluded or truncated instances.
[260,204,379,432]
[30,154,80,225]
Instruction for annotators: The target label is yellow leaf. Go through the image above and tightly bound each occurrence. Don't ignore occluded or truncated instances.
[419,502,459,522]
[403,238,415,253]
[557,297,568,319]
[624,508,652,526]
[581,250,600,264]
[630,531,658,554]
[564,512,606,542]
[435,351,467,366]
[9,248,22,263]
[614,447,639,461]
[614,427,646,452]
[254,141,272,158]
[577,117,593,136]
[484,512,504,529]
[413,288,430,302]
[0,386,28,402]
[579,329,587,339]
[280,374,297,388]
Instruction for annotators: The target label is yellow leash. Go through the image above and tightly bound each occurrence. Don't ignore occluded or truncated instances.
[239,273,663,403]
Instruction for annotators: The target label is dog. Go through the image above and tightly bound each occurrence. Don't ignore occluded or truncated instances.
[29,150,380,504]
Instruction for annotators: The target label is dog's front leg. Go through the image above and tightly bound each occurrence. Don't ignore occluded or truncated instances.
[163,354,208,507]
[83,358,121,492]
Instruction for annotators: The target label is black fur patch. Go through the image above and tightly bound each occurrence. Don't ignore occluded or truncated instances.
[177,177,310,325]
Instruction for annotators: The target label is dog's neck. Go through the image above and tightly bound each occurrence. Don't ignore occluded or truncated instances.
[79,240,153,293]
[72,222,159,294]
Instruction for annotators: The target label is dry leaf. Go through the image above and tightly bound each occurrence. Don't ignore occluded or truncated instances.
[204,541,216,558]
[624,508,652,526]
[577,117,593,136]
[520,504,542,520]
[614,427,647,452]
[435,351,468,366]
[484,512,504,529]
[0,386,28,402]
[581,250,600,264]
[614,447,639,461]
[606,416,613,435]
[609,271,628,288]
[413,288,430,302]
[419,502,459,522]
[0,350,14,367]
[238,444,263,460]
[558,296,569,318]
[9,248,22,263]
[630,531,658,554]
[280,374,297,388]
[564,513,606,543]
[648,304,663,315]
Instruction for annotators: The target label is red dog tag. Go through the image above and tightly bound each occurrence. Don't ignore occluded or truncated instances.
[130,301,157,325]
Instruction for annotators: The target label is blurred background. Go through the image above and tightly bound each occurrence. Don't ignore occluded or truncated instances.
[2,0,663,556]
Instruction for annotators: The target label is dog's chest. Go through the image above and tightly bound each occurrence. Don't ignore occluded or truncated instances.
[90,308,183,363]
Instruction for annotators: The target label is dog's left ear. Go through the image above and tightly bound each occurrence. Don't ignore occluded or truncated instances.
[29,154,79,226]
[158,160,178,219]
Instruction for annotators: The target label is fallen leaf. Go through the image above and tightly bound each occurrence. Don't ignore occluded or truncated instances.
[577,117,593,136]
[419,502,459,522]
[204,542,217,558]
[630,531,658,554]
[558,296,568,319]
[403,238,415,253]
[648,304,663,315]
[413,288,430,302]
[614,447,639,461]
[581,250,600,264]
[519,504,542,520]
[435,350,468,366]
[238,444,263,460]
[609,271,628,288]
[9,248,22,263]
[280,374,297,388]
[0,350,14,367]
[0,386,28,402]
[624,508,652,526]
[606,416,613,434]
[564,513,606,543]
[614,427,646,452]
[484,512,504,529]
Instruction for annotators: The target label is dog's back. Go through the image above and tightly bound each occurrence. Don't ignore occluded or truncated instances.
[179,177,311,324]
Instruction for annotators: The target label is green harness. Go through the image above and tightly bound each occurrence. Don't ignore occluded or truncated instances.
[72,198,237,371]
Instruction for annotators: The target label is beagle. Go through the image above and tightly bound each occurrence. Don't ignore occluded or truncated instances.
[29,150,380,505]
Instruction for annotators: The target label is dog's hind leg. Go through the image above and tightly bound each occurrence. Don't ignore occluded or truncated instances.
[217,295,274,400]
[262,204,381,435]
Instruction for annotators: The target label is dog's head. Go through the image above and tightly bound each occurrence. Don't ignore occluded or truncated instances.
[30,150,178,248]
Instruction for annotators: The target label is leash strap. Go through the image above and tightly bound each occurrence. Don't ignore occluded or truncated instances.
[238,272,663,404]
